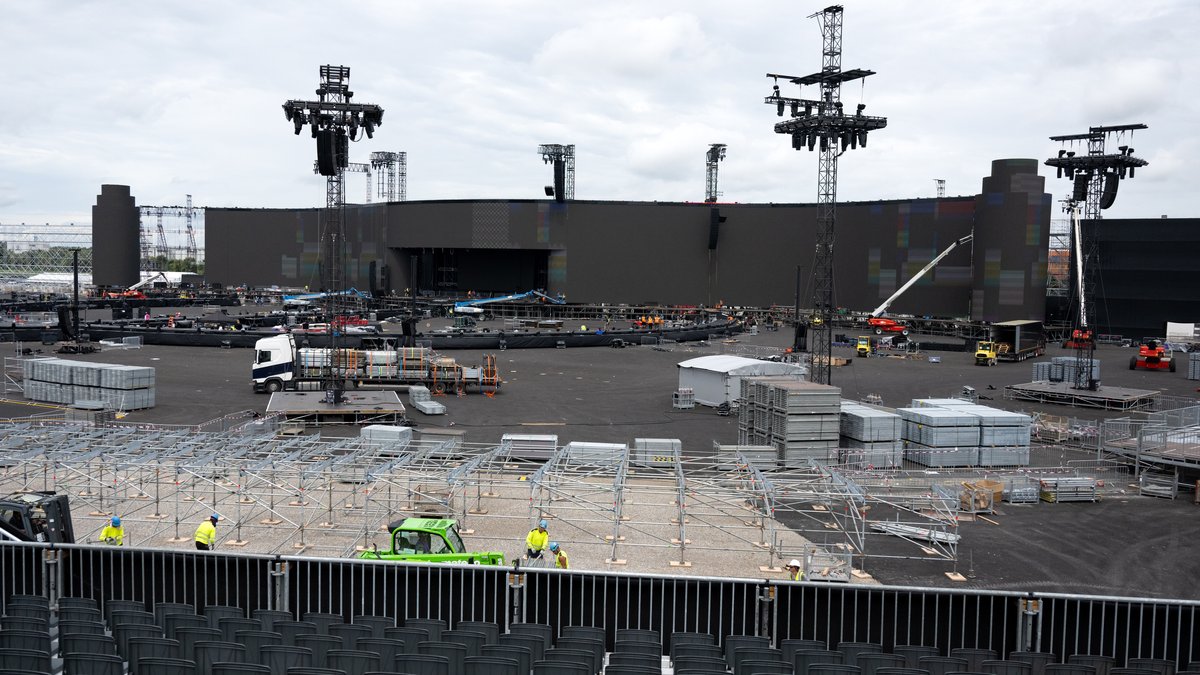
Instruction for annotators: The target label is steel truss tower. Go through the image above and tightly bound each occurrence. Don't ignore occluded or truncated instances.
[284,65,384,404]
[1045,124,1147,390]
[138,197,204,270]
[538,144,575,202]
[705,144,727,203]
[370,151,407,202]
[764,5,886,385]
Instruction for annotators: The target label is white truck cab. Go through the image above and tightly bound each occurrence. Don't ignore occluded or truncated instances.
[252,334,297,392]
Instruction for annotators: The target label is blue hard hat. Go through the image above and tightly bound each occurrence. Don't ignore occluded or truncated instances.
[539,519,548,529]
[549,542,559,552]
[211,513,220,521]
[111,517,121,527]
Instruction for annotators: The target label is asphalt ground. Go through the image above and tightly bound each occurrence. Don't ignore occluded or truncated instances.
[2,313,1200,598]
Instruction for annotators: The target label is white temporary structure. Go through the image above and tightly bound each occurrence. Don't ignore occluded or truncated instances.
[676,355,805,407]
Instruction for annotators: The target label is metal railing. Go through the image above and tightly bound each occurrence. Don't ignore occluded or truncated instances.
[2,541,1196,666]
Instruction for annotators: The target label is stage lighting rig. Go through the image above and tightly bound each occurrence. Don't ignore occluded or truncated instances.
[282,65,385,404]
[1045,123,1148,391]
[705,144,727,203]
[538,144,575,202]
[761,5,886,386]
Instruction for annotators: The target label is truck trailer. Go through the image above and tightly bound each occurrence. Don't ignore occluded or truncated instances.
[251,334,500,395]
[989,320,1046,362]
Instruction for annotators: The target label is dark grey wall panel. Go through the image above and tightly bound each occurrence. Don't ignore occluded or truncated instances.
[971,159,1051,322]
[1091,218,1200,338]
[91,185,140,287]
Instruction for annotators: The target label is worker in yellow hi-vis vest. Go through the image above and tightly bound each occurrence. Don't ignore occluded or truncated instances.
[786,558,804,581]
[525,519,549,560]
[194,513,219,551]
[550,542,569,569]
[99,517,124,546]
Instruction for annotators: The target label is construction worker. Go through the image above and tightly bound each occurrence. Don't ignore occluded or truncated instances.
[99,516,124,546]
[550,542,569,569]
[525,519,549,560]
[194,513,219,551]
[786,559,804,581]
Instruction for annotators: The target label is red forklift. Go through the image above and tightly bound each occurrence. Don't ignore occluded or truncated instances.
[1130,340,1175,372]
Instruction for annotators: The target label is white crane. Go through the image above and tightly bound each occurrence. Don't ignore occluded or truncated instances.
[869,234,973,318]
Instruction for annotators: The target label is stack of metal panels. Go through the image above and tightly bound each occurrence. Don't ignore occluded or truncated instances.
[1039,477,1097,503]
[1051,356,1101,384]
[564,442,627,465]
[736,377,841,467]
[632,438,681,466]
[22,358,155,410]
[406,384,446,414]
[909,398,975,409]
[1031,361,1066,382]
[361,424,414,444]
[839,401,902,468]
[898,407,979,467]
[502,434,558,461]
[961,405,1032,466]
[714,443,781,471]
[1189,352,1200,380]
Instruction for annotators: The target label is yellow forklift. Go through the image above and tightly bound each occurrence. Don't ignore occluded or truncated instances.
[856,336,873,358]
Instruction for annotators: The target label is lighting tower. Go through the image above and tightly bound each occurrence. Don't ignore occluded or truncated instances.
[184,194,197,263]
[1044,124,1147,391]
[763,5,887,385]
[370,151,408,202]
[705,144,727,203]
[538,144,575,202]
[935,179,946,198]
[283,65,384,404]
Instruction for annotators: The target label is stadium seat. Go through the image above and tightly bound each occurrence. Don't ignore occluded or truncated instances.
[952,649,1000,672]
[464,655,520,675]
[0,648,51,674]
[840,643,884,666]
[165,613,209,637]
[441,629,488,656]
[1049,665,1100,675]
[128,636,182,671]
[275,621,319,645]
[61,633,119,659]
[153,602,196,631]
[456,620,500,644]
[325,649,381,675]
[171,627,222,660]
[0,617,48,634]
[1127,659,1175,675]
[303,635,344,668]
[556,637,604,673]
[193,641,248,672]
[59,606,103,624]
[351,615,394,638]
[1009,652,1058,675]
[499,633,546,663]
[543,646,596,673]
[533,660,588,675]
[508,623,554,649]
[260,645,314,675]
[205,605,246,628]
[1109,669,1159,675]
[328,624,373,649]
[58,597,100,612]
[616,640,662,658]
[745,662,798,675]
[671,632,717,659]
[859,653,908,675]
[875,668,933,675]
[617,629,662,645]
[418,641,467,674]
[918,656,970,675]
[795,649,846,675]
[211,664,271,675]
[111,609,159,628]
[675,644,725,664]
[104,600,147,627]
[1066,657,1110,675]
[383,626,431,653]
[252,610,295,633]
[219,617,263,643]
[354,638,404,668]
[233,630,283,662]
[982,660,1033,675]
[404,618,448,641]
[63,652,124,675]
[561,625,606,646]
[895,647,941,669]
[135,656,197,675]
[727,636,772,665]
[733,647,784,675]
[609,652,663,670]
[395,653,451,675]
[604,666,662,675]
[483,644,532,675]
[302,613,343,634]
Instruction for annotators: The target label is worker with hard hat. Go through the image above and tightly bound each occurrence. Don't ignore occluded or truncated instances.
[525,519,550,560]
[99,516,124,546]
[786,559,804,581]
[195,513,220,551]
[550,542,569,569]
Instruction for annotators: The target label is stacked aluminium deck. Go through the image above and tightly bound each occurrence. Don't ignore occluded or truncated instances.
[22,358,155,409]
[738,378,840,467]
[899,398,1032,468]
[1189,352,1200,380]
[407,385,446,415]
[839,401,902,468]
[1031,356,1102,383]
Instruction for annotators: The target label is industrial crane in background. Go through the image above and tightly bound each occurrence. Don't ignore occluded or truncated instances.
[763,4,887,385]
[1045,124,1148,390]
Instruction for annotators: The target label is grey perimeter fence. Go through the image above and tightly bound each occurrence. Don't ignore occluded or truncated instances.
[2,541,1197,669]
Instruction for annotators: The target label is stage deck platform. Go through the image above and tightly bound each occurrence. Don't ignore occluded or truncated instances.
[266,391,406,426]
[1003,381,1158,411]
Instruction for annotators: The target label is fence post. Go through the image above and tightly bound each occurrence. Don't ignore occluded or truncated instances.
[270,558,290,613]
[43,547,63,610]
[757,582,776,645]
[507,566,526,629]
[1016,595,1042,652]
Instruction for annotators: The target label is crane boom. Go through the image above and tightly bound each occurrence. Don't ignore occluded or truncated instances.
[870,233,973,317]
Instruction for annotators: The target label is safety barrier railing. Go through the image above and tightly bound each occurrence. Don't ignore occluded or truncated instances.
[1,540,1197,667]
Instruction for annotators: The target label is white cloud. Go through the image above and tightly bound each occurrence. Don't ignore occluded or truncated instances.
[0,0,1196,227]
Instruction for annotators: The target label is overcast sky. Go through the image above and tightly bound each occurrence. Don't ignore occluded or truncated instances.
[1,0,1194,237]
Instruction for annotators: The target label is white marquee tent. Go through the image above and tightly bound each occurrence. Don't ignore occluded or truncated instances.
[676,355,806,407]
